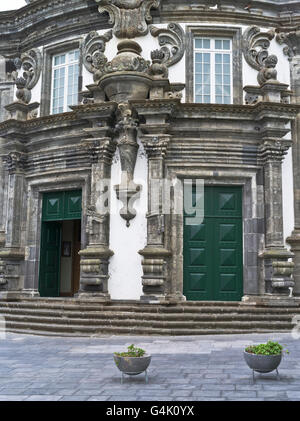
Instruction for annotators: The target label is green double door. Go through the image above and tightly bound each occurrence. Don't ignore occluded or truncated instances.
[39,190,82,297]
[184,185,243,301]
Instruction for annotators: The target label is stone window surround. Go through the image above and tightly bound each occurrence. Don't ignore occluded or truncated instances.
[166,167,263,298]
[40,39,83,117]
[185,26,243,104]
[24,172,89,292]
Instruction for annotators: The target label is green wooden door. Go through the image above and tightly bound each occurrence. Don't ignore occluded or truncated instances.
[39,190,82,297]
[184,185,243,301]
[39,222,62,297]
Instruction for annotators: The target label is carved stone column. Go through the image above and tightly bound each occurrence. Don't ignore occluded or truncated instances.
[137,102,178,302]
[259,139,294,299]
[0,151,26,300]
[74,102,117,300]
[277,28,300,296]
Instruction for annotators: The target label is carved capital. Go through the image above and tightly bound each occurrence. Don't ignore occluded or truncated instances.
[81,30,113,83]
[95,0,160,38]
[243,26,278,86]
[150,23,185,69]
[84,137,117,165]
[141,135,171,158]
[276,29,300,58]
[2,152,27,174]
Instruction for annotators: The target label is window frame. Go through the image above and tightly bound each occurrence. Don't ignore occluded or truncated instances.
[40,39,82,117]
[194,37,233,104]
[186,26,243,104]
[51,49,80,114]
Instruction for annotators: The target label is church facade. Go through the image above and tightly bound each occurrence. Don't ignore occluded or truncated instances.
[0,0,300,307]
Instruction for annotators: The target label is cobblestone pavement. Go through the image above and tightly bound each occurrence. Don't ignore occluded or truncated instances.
[0,332,299,401]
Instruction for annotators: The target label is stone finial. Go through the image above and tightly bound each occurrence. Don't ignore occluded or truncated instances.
[95,0,160,39]
[242,26,278,86]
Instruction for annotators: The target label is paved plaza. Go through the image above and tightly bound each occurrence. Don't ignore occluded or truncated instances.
[0,331,299,401]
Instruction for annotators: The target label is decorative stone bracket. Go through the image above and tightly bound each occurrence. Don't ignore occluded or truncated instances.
[114,102,141,227]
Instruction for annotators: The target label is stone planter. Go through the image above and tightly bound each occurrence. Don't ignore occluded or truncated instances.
[243,351,282,381]
[114,354,152,384]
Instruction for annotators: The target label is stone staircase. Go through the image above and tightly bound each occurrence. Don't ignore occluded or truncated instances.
[0,299,300,337]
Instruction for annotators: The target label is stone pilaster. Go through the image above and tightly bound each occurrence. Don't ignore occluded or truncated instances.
[277,29,300,296]
[74,102,116,300]
[257,82,295,303]
[0,151,26,300]
[137,102,177,302]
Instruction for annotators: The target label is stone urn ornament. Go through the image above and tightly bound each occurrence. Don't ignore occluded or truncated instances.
[114,344,152,383]
[243,340,289,382]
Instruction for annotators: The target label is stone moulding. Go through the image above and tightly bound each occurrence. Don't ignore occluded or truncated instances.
[81,29,113,84]
[95,0,160,39]
[149,23,185,69]
[242,26,278,86]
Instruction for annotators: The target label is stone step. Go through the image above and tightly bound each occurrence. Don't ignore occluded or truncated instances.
[1,313,294,330]
[0,307,299,321]
[4,320,289,337]
[1,301,300,315]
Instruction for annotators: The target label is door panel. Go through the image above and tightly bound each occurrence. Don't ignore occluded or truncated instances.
[184,186,243,301]
[39,222,61,297]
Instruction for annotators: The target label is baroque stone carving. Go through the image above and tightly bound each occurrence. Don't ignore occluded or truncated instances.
[15,48,42,104]
[81,29,113,83]
[150,23,185,69]
[2,152,26,174]
[276,29,300,58]
[242,26,278,85]
[113,102,141,227]
[95,0,160,39]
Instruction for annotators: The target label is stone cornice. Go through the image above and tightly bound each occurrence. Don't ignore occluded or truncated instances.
[0,101,299,139]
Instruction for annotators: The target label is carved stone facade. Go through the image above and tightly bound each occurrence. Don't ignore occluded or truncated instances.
[0,0,299,308]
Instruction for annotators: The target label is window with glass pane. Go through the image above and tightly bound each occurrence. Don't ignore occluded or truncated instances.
[194,38,232,104]
[51,50,79,114]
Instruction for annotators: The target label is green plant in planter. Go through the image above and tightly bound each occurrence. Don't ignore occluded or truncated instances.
[114,344,146,358]
[245,341,289,356]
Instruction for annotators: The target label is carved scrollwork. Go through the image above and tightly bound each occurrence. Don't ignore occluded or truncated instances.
[81,29,113,83]
[150,23,185,69]
[95,0,160,39]
[276,30,300,59]
[14,48,42,104]
[243,26,278,86]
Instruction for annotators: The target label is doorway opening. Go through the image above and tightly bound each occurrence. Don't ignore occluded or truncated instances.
[38,190,82,298]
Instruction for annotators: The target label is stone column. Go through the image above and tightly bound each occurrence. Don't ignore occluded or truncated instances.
[278,30,300,296]
[0,151,26,300]
[76,103,116,301]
